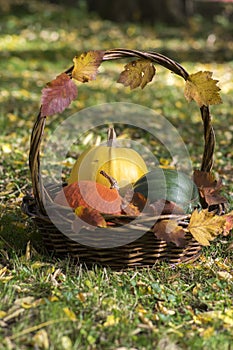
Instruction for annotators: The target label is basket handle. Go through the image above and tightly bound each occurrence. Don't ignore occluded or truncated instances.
[29,49,215,214]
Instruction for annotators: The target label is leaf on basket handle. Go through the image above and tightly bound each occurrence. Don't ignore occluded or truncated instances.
[41,73,77,116]
[72,50,105,83]
[187,209,226,246]
[118,59,156,90]
[72,206,107,234]
[193,170,227,207]
[184,71,222,107]
[153,220,187,247]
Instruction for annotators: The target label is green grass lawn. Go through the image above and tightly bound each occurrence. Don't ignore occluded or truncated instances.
[0,1,233,349]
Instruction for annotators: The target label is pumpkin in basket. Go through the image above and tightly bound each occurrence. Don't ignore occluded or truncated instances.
[67,127,148,190]
[54,180,122,214]
[133,168,200,213]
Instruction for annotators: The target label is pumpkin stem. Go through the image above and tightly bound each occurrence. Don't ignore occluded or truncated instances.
[100,170,119,190]
[107,127,118,147]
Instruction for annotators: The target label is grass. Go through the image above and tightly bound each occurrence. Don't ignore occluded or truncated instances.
[0,1,233,349]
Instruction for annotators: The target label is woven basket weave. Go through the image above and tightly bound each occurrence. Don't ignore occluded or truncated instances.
[22,49,218,268]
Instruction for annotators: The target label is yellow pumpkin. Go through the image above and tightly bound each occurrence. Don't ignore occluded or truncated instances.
[68,127,148,189]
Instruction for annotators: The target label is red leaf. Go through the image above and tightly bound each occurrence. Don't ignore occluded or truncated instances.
[41,73,77,116]
[153,220,187,247]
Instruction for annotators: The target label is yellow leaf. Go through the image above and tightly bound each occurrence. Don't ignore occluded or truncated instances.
[0,310,7,319]
[118,59,155,90]
[135,304,147,314]
[194,309,233,328]
[48,295,59,302]
[200,326,215,339]
[217,271,233,281]
[32,329,49,350]
[61,336,73,350]
[63,307,77,321]
[72,50,105,83]
[103,314,120,327]
[2,144,12,153]
[184,71,222,107]
[188,209,225,246]
[76,292,86,303]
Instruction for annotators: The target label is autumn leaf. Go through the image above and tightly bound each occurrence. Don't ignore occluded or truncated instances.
[184,71,222,107]
[149,199,185,216]
[74,206,107,227]
[41,73,77,116]
[32,330,49,350]
[223,210,233,236]
[121,191,147,215]
[118,59,155,90]
[103,314,120,327]
[63,307,77,321]
[72,50,105,83]
[193,170,227,207]
[153,220,187,247]
[188,209,226,246]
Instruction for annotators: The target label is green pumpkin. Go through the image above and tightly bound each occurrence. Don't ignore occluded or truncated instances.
[133,168,200,213]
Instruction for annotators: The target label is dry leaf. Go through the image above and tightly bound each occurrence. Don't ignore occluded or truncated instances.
[72,50,105,83]
[32,329,49,350]
[103,314,120,327]
[74,206,107,228]
[193,170,227,207]
[223,211,233,236]
[41,73,77,116]
[153,220,187,247]
[184,71,222,107]
[121,191,147,215]
[149,199,185,215]
[118,59,155,90]
[63,307,77,321]
[188,209,226,246]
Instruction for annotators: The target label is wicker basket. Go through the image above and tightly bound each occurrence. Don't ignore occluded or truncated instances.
[22,49,219,268]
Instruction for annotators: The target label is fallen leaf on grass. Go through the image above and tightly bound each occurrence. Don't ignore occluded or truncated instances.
[63,307,77,321]
[32,329,49,350]
[184,71,222,106]
[103,314,120,327]
[217,271,233,281]
[118,59,155,89]
[41,73,77,116]
[72,50,105,83]
[223,210,233,236]
[188,209,226,246]
[153,220,187,247]
[194,309,233,328]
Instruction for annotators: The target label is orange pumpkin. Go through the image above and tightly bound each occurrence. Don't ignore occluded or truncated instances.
[54,180,122,214]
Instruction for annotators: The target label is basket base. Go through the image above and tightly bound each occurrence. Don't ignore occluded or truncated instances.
[22,194,202,269]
